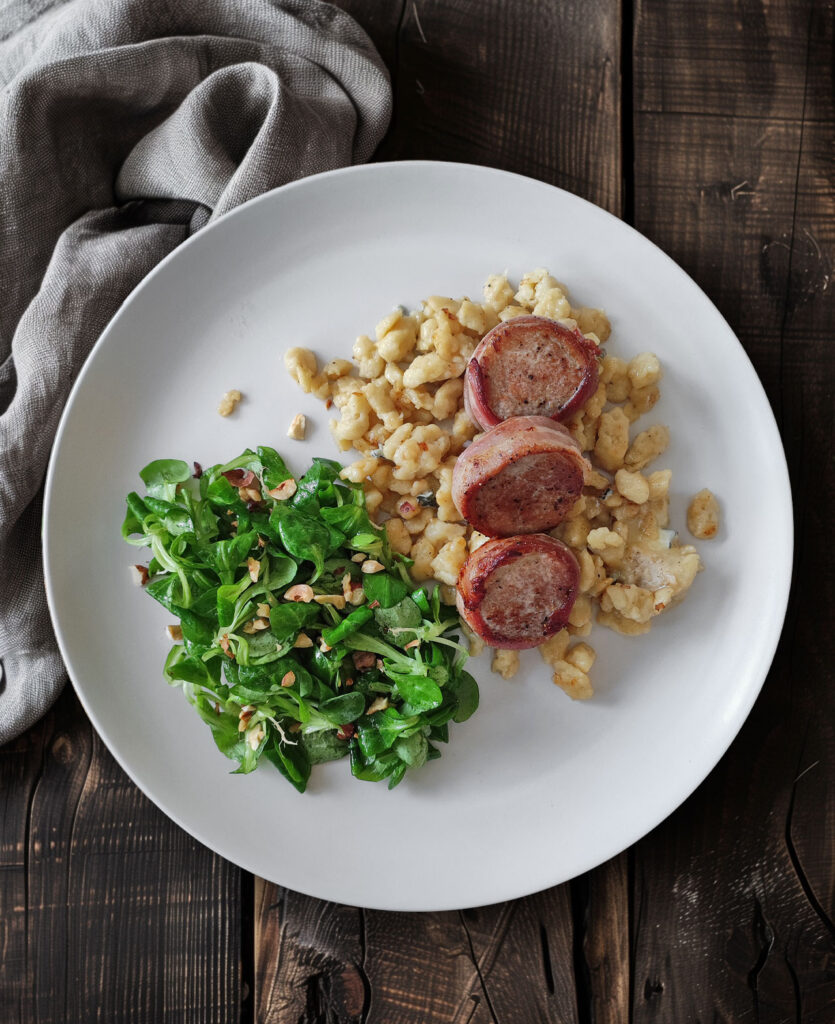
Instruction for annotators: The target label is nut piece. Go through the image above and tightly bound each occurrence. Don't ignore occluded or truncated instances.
[284,584,314,603]
[687,488,720,539]
[246,725,265,750]
[287,413,307,441]
[281,671,296,688]
[256,602,271,617]
[165,624,183,642]
[247,557,261,582]
[218,389,243,417]
[361,559,385,574]
[314,593,347,609]
[366,696,390,715]
[239,486,262,504]
[268,478,298,501]
[130,564,149,586]
[342,573,366,606]
[351,551,367,563]
[293,632,314,648]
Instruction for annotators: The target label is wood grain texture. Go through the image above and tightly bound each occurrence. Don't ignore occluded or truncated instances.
[256,890,583,1023]
[371,0,621,213]
[631,0,835,1019]
[0,688,243,1023]
[254,2,626,1022]
[583,854,630,1023]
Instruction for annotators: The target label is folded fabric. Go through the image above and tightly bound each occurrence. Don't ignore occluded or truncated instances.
[0,0,392,745]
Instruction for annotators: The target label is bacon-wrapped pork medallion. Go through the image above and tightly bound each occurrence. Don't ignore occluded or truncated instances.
[464,315,600,429]
[452,415,591,537]
[456,534,580,649]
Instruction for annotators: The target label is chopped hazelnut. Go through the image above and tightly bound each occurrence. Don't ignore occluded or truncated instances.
[247,557,261,582]
[287,413,307,440]
[314,593,347,610]
[268,478,298,501]
[361,559,385,574]
[165,624,183,642]
[246,725,265,750]
[367,696,390,715]
[293,632,314,648]
[130,564,149,586]
[284,584,314,603]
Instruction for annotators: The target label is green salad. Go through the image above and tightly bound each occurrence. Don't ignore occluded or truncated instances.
[122,447,478,792]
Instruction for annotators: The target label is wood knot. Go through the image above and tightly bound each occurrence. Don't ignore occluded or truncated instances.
[51,734,74,765]
[644,977,664,1000]
[760,228,831,312]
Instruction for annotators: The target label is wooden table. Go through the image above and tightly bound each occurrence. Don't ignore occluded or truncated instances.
[2,0,833,1020]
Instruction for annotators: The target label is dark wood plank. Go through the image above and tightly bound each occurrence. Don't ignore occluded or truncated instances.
[255,1,626,1020]
[372,0,622,214]
[631,0,835,1019]
[0,688,243,1023]
[584,854,630,1023]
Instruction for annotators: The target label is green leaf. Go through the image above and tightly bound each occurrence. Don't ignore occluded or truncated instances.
[300,730,349,766]
[320,504,367,536]
[451,671,480,723]
[270,504,338,581]
[268,555,299,590]
[139,459,191,500]
[256,446,292,490]
[186,689,246,762]
[142,496,193,536]
[205,475,245,511]
[394,731,428,769]
[163,646,219,687]
[216,574,253,628]
[373,596,422,642]
[122,492,150,539]
[393,674,443,713]
[262,731,311,793]
[292,458,342,513]
[233,658,313,697]
[321,605,374,647]
[269,602,321,646]
[362,571,409,609]
[202,531,257,581]
[318,691,366,724]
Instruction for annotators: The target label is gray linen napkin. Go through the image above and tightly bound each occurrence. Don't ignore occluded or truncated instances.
[0,0,392,745]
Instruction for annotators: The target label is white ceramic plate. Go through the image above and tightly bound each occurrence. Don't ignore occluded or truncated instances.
[43,162,792,911]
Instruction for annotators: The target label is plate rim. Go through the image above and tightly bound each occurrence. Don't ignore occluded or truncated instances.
[42,159,794,910]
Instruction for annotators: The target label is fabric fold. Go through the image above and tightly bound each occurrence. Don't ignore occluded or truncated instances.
[0,0,392,745]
